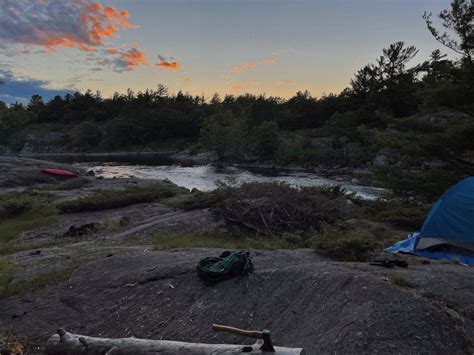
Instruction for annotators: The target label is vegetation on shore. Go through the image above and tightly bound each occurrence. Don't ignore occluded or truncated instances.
[57,181,181,213]
[174,181,419,261]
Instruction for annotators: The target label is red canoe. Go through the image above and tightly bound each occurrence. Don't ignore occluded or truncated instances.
[40,168,78,178]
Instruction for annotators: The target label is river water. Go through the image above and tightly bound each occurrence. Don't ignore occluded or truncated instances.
[79,162,386,200]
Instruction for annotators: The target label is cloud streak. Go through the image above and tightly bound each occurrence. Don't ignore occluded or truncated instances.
[233,62,257,73]
[230,49,295,75]
[156,55,181,70]
[263,49,296,65]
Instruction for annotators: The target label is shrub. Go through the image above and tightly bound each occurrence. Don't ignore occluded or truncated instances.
[372,166,461,202]
[311,222,384,261]
[358,199,429,230]
[171,189,224,210]
[209,182,350,235]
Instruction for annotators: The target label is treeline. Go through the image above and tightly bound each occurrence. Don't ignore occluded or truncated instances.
[0,0,472,199]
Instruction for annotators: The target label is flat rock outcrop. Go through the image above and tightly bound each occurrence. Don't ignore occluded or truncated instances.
[1,249,473,354]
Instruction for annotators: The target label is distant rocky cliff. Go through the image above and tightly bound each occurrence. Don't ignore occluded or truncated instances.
[20,131,68,154]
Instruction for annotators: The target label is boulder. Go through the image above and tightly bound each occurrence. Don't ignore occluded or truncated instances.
[171,148,218,165]
[373,148,400,167]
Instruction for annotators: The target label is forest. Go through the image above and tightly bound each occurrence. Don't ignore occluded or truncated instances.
[0,0,472,201]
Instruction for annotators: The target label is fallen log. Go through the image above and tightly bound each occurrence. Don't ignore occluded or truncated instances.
[45,328,305,354]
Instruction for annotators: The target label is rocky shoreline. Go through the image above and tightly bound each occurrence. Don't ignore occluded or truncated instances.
[9,149,377,187]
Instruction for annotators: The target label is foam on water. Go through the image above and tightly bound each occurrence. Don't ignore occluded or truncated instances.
[85,163,386,200]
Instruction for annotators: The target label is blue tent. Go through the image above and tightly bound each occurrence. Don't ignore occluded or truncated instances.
[385,177,474,265]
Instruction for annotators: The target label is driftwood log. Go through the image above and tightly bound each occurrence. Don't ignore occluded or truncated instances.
[45,328,305,354]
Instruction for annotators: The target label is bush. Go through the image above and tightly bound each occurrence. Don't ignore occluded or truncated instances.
[171,189,224,210]
[358,199,429,230]
[208,182,350,235]
[311,222,384,261]
[372,166,461,202]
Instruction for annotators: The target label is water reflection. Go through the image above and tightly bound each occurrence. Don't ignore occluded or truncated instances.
[82,163,386,200]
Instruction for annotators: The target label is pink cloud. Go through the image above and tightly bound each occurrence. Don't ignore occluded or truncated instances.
[233,62,257,73]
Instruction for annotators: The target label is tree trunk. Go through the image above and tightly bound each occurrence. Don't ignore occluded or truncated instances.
[45,329,305,355]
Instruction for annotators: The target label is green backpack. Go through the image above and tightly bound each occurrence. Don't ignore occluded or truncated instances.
[197,251,254,285]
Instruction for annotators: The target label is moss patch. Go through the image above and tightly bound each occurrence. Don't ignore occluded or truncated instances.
[40,177,89,191]
[0,259,75,299]
[0,238,66,256]
[0,192,58,245]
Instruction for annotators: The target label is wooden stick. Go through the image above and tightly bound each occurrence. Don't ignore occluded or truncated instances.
[212,324,264,339]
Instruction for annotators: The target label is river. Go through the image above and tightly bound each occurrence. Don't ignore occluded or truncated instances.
[76,162,386,200]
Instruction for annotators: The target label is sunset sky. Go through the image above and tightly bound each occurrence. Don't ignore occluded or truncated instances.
[0,0,452,104]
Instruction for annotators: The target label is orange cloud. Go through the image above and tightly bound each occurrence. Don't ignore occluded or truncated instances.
[105,46,149,71]
[119,48,148,68]
[0,1,181,73]
[233,62,257,73]
[263,49,296,65]
[276,80,294,86]
[106,48,120,54]
[82,2,138,49]
[156,55,181,70]
[0,1,138,53]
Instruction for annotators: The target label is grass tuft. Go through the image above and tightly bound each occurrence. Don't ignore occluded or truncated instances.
[40,178,89,191]
[389,273,412,288]
[0,238,66,256]
[57,182,179,213]
[0,260,75,299]
[0,192,58,245]
[148,230,305,250]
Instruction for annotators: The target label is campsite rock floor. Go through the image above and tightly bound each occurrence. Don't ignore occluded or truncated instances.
[1,248,474,354]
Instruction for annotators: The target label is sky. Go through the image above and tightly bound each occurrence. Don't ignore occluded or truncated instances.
[0,0,454,104]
